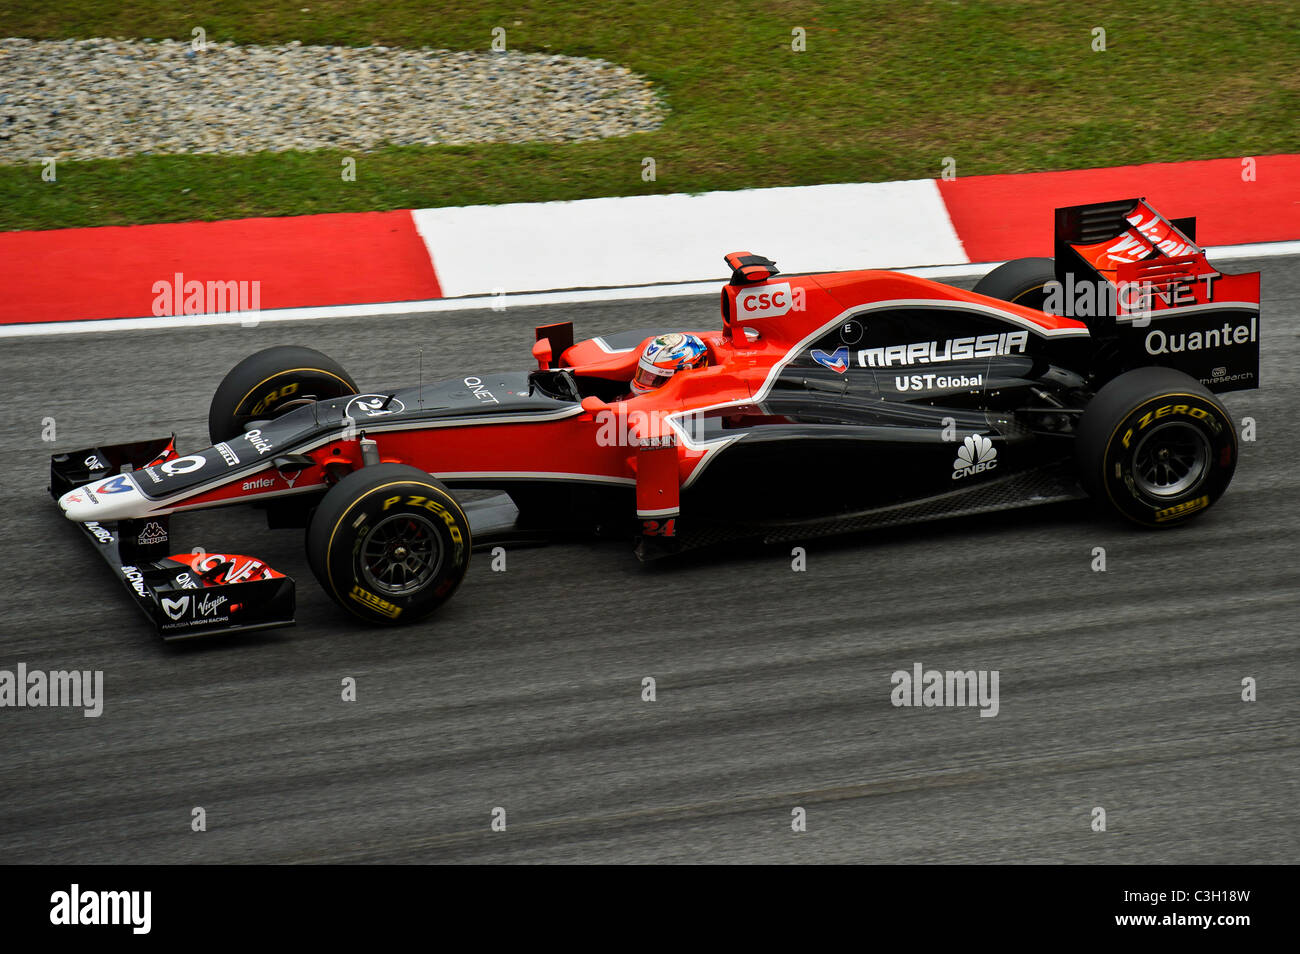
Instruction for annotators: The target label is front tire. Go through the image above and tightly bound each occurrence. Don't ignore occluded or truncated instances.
[306,464,471,625]
[1076,367,1237,527]
[209,345,359,444]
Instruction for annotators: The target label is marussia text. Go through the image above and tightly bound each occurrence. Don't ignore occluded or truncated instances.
[857,331,1028,368]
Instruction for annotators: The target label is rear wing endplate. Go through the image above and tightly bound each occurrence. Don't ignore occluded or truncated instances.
[1054,198,1260,393]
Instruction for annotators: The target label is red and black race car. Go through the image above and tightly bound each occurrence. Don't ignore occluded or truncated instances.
[51,198,1260,637]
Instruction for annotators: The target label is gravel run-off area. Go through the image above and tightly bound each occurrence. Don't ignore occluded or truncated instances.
[0,37,666,162]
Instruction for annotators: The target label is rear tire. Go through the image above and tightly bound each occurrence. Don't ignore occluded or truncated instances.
[1076,367,1237,527]
[209,345,359,444]
[306,464,471,625]
[972,257,1057,310]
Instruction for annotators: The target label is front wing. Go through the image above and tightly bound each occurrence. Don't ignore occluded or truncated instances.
[50,437,296,641]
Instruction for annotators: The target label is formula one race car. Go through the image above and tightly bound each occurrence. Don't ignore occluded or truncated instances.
[52,197,1259,637]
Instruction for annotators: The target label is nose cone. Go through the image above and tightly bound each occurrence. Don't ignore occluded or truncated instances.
[59,473,151,522]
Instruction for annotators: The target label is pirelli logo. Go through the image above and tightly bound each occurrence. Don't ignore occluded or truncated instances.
[1154,496,1209,523]
[349,585,402,619]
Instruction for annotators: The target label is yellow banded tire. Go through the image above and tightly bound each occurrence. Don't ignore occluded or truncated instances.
[306,464,471,625]
[209,345,358,444]
[1076,367,1237,528]
[971,257,1057,310]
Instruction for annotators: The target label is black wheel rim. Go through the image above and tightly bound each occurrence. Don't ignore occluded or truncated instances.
[1132,421,1212,498]
[361,513,444,597]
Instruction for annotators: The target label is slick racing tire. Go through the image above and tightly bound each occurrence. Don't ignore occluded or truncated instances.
[306,464,471,625]
[1076,367,1237,528]
[209,345,359,444]
[972,257,1057,310]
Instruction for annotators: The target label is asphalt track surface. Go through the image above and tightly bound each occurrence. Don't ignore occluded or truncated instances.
[1,257,1295,864]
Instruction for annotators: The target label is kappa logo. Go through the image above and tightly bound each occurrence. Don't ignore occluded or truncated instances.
[811,346,849,374]
[161,596,190,621]
[137,521,167,545]
[952,434,998,480]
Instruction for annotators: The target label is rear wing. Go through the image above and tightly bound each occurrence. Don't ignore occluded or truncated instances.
[50,438,295,640]
[1054,198,1260,393]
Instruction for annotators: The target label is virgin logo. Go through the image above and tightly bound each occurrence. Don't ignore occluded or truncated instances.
[1101,212,1197,267]
[736,282,792,318]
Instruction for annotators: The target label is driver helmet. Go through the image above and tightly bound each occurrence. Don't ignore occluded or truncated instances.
[631,333,709,394]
